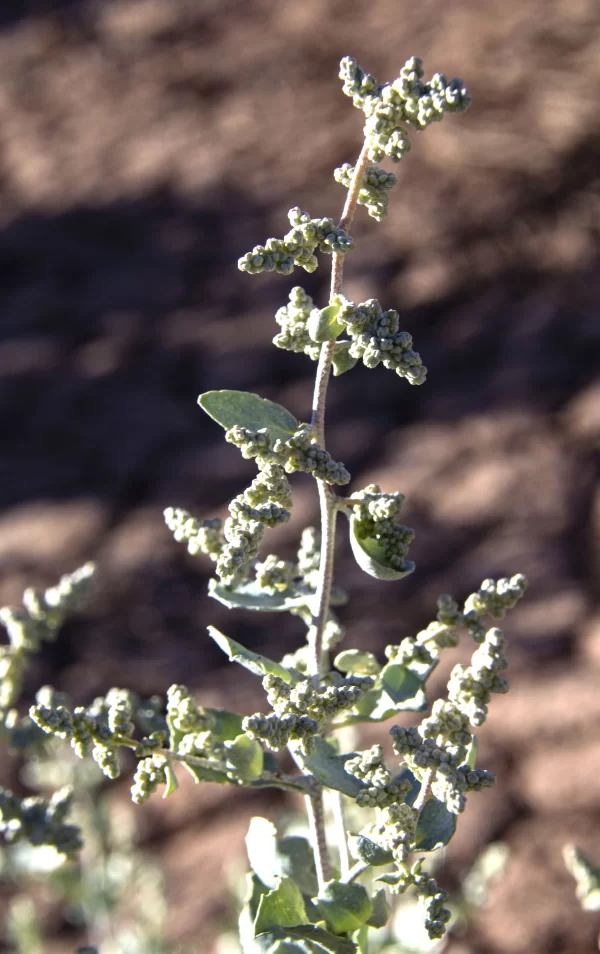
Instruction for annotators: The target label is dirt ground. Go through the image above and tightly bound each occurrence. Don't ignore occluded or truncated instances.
[0,0,599,951]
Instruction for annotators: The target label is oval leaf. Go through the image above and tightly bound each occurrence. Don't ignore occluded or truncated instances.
[198,390,298,441]
[348,833,393,867]
[289,738,366,798]
[246,818,318,898]
[307,305,345,343]
[366,888,390,929]
[380,663,424,706]
[333,650,380,676]
[209,579,309,613]
[225,733,264,780]
[332,341,359,377]
[253,925,357,954]
[254,878,308,935]
[348,514,415,582]
[414,796,457,852]
[208,627,298,684]
[316,881,372,935]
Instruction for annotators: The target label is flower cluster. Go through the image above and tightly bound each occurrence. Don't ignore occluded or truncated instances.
[244,672,373,754]
[350,485,415,572]
[346,744,411,808]
[336,298,426,384]
[387,574,528,681]
[340,55,471,162]
[131,754,169,805]
[29,687,138,780]
[334,163,397,221]
[166,684,217,757]
[390,621,512,816]
[163,509,225,563]
[238,207,354,276]
[226,422,351,489]
[273,286,321,359]
[0,563,95,711]
[0,785,82,858]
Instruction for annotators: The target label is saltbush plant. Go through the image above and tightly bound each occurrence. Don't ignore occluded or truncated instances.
[0,55,528,953]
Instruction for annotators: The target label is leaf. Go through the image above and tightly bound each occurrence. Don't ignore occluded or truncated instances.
[332,341,359,377]
[208,627,298,684]
[414,796,457,852]
[348,513,415,582]
[252,925,357,953]
[366,889,390,929]
[254,878,308,934]
[225,733,264,780]
[333,650,380,676]
[337,672,427,726]
[289,738,365,798]
[466,735,477,769]
[379,663,425,707]
[389,767,456,850]
[348,833,393,868]
[209,579,309,613]
[315,881,372,934]
[246,818,319,898]
[239,873,270,954]
[198,390,298,442]
[307,304,345,343]
[182,762,232,785]
[162,762,179,797]
[205,707,244,742]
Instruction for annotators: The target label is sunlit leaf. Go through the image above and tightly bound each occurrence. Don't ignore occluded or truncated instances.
[198,390,298,441]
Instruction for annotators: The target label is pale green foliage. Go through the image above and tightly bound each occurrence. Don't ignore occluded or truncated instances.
[0,53,534,954]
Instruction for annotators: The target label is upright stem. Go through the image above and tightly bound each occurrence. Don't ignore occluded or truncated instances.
[306,789,332,893]
[304,136,372,893]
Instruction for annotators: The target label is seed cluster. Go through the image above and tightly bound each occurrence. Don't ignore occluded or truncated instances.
[238,207,354,276]
[350,484,415,572]
[340,55,471,163]
[334,163,397,221]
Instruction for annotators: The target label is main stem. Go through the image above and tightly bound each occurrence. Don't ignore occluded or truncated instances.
[305,137,372,892]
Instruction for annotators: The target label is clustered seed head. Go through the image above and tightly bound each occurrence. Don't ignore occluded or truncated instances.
[238,208,354,276]
[447,626,509,726]
[0,564,95,710]
[273,286,321,359]
[335,298,426,384]
[0,785,82,858]
[464,575,528,625]
[389,621,511,816]
[163,508,225,562]
[245,672,373,754]
[346,744,412,808]
[334,163,397,221]
[340,55,471,163]
[131,754,168,805]
[387,575,528,678]
[255,555,296,594]
[351,485,415,572]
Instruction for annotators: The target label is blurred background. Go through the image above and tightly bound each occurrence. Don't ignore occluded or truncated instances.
[0,0,599,951]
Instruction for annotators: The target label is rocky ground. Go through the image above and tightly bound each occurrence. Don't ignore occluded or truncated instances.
[0,0,599,951]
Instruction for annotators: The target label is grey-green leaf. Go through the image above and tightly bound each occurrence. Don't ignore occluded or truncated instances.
[246,818,319,898]
[208,627,298,684]
[225,733,264,780]
[348,514,415,582]
[333,650,380,676]
[315,881,372,934]
[254,878,308,935]
[289,738,366,798]
[366,889,390,929]
[209,579,309,613]
[348,833,393,867]
[307,305,345,343]
[414,796,457,851]
[198,390,298,441]
[252,925,357,954]
[332,341,359,377]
